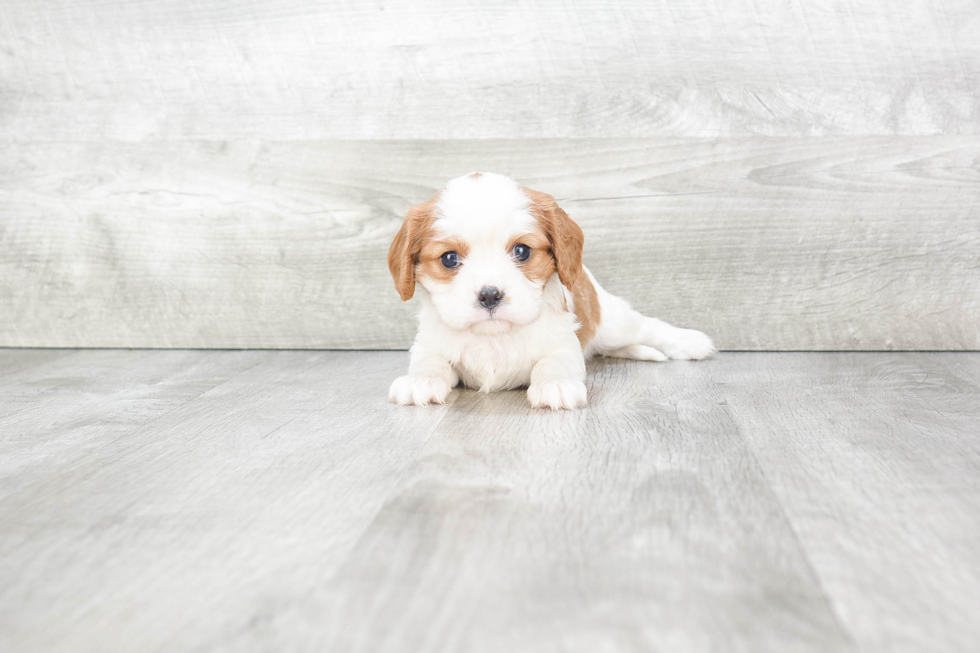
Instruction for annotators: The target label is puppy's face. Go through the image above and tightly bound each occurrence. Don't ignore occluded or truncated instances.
[388,173,584,334]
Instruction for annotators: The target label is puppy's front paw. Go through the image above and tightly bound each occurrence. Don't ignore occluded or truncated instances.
[527,379,587,411]
[660,328,717,361]
[388,376,452,406]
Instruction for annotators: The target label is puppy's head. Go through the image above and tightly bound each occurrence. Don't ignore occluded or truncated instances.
[388,172,584,335]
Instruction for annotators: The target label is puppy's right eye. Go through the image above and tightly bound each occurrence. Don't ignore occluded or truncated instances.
[440,251,460,269]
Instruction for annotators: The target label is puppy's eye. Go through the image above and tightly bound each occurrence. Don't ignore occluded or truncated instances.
[512,243,531,262]
[440,251,460,269]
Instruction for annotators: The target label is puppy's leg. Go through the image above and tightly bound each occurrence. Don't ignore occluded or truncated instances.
[527,342,588,411]
[388,343,459,406]
[586,268,715,361]
[638,316,716,360]
[605,344,668,362]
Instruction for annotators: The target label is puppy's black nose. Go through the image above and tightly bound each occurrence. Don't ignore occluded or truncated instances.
[477,286,504,310]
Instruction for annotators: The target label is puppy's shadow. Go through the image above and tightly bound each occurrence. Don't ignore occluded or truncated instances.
[449,387,533,416]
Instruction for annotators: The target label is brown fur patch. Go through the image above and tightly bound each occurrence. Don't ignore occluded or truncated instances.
[468,171,483,179]
[417,237,470,285]
[522,187,585,289]
[570,274,601,348]
[387,191,441,300]
[521,186,597,348]
[508,232,554,284]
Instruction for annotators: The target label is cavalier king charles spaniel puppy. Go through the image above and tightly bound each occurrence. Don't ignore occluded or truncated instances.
[387,172,715,410]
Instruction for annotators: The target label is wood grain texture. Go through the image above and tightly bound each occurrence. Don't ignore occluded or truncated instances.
[0,350,267,489]
[1,0,978,140]
[0,350,456,652]
[4,350,980,651]
[718,352,980,653]
[0,349,850,653]
[309,359,852,653]
[0,348,76,385]
[2,137,978,350]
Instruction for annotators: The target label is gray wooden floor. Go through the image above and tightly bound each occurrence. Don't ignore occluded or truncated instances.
[1,350,978,653]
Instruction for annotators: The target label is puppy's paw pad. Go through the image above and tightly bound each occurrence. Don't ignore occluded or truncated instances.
[388,376,451,406]
[528,379,587,411]
[661,329,716,360]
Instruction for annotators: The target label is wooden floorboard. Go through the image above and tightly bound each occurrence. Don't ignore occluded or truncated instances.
[310,358,852,653]
[0,351,455,652]
[0,349,260,420]
[1,350,978,652]
[0,350,269,498]
[716,353,980,653]
[0,349,79,391]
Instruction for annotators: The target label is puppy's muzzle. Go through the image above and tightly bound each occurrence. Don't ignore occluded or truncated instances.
[477,286,504,311]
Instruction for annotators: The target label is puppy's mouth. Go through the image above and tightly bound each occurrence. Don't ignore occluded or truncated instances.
[466,305,515,333]
[469,317,514,335]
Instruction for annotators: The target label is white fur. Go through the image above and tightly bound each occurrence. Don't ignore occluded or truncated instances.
[422,174,544,331]
[389,173,715,411]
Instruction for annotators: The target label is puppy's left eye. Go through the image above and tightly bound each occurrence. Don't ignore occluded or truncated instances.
[440,251,460,269]
[512,243,531,262]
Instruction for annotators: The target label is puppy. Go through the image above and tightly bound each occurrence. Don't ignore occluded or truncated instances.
[387,172,715,410]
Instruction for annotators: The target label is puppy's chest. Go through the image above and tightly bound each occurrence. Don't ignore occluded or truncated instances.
[435,317,571,392]
[454,339,538,392]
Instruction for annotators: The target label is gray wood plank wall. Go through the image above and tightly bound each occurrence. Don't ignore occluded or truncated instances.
[1,1,978,349]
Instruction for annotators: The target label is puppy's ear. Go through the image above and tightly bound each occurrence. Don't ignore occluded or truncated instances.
[524,187,584,288]
[388,197,438,301]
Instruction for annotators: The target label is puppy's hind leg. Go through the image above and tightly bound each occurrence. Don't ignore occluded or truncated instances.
[587,268,715,361]
[605,344,668,362]
[638,316,716,361]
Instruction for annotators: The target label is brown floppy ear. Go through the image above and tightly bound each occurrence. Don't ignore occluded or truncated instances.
[523,187,585,288]
[387,196,438,301]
